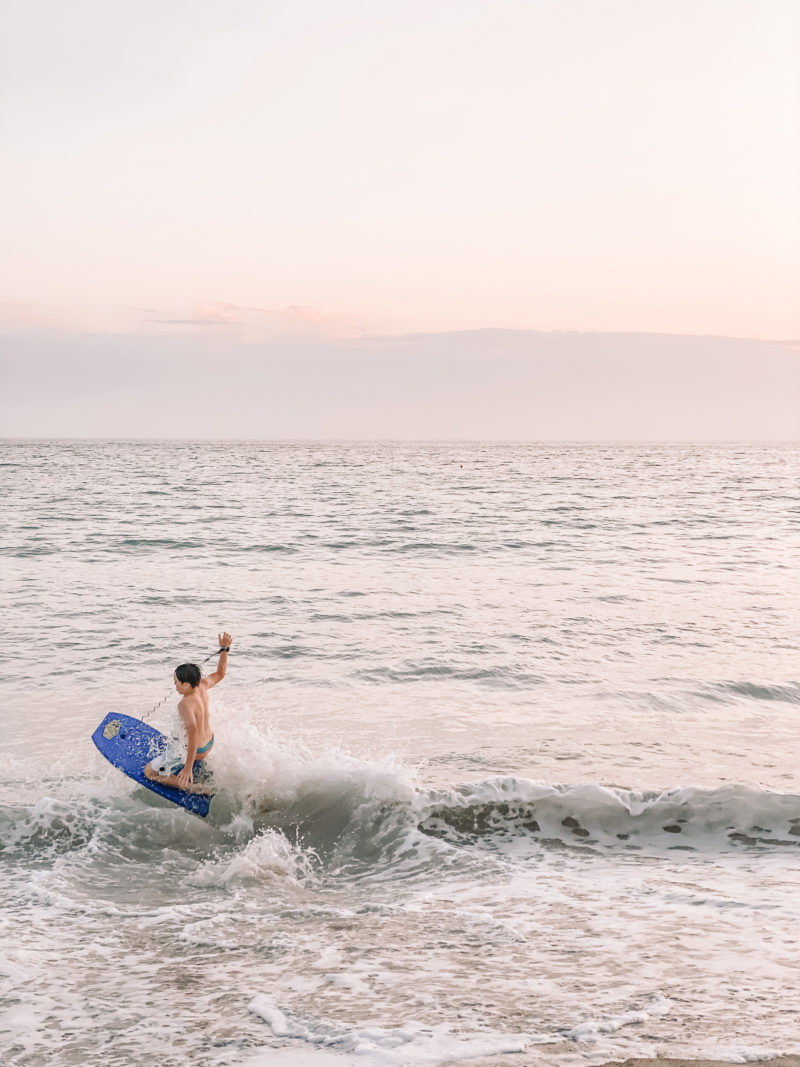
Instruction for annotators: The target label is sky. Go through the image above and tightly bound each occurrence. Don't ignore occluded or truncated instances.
[1,0,798,438]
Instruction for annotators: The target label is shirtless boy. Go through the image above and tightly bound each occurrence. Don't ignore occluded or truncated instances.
[144,631,232,791]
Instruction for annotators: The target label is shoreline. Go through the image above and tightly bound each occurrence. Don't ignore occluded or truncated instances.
[616,1061,800,1067]
[462,1058,800,1067]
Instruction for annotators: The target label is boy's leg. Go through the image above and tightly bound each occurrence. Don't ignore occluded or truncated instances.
[143,762,213,794]
[143,762,181,787]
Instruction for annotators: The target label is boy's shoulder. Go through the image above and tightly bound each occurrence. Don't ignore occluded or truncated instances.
[178,692,204,715]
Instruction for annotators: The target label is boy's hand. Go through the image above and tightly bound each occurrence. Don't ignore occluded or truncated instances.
[219,631,232,648]
[177,765,193,789]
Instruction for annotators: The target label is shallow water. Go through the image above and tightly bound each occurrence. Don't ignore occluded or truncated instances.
[2,441,799,1066]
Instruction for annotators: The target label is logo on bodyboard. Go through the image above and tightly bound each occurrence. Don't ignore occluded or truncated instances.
[103,720,121,739]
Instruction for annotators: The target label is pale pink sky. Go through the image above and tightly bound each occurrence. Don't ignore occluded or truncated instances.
[1,0,799,340]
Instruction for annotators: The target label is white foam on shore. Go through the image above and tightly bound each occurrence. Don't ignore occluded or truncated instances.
[246,994,685,1065]
[248,995,551,1063]
[565,993,672,1041]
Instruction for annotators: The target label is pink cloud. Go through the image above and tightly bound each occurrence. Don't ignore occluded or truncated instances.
[247,304,366,339]
[195,302,245,324]
[140,301,366,340]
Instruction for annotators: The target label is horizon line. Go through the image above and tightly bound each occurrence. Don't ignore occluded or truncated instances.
[2,437,798,446]
[1,323,798,346]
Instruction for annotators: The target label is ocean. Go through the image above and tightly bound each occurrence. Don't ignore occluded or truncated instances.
[2,440,799,1067]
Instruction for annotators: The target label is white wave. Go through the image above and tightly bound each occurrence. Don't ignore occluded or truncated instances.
[184,696,419,817]
[0,796,97,855]
[188,829,314,887]
[420,777,800,852]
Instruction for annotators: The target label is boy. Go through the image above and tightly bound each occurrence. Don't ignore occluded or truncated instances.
[144,631,232,791]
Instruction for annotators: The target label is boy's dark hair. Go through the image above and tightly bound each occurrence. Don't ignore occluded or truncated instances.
[175,663,202,688]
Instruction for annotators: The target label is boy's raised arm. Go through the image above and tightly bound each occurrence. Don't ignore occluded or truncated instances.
[204,631,232,689]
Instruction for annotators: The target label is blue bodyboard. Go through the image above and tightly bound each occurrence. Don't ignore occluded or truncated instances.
[92,712,213,818]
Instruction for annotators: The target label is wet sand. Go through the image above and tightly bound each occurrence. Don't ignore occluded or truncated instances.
[614,1060,800,1067]
[462,1058,800,1067]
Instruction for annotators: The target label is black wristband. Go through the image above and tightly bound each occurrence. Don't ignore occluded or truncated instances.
[218,646,230,653]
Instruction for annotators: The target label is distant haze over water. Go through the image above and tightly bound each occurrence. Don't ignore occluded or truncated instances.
[1,330,797,440]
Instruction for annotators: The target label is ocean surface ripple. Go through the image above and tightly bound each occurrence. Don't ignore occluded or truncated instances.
[1,440,799,1067]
